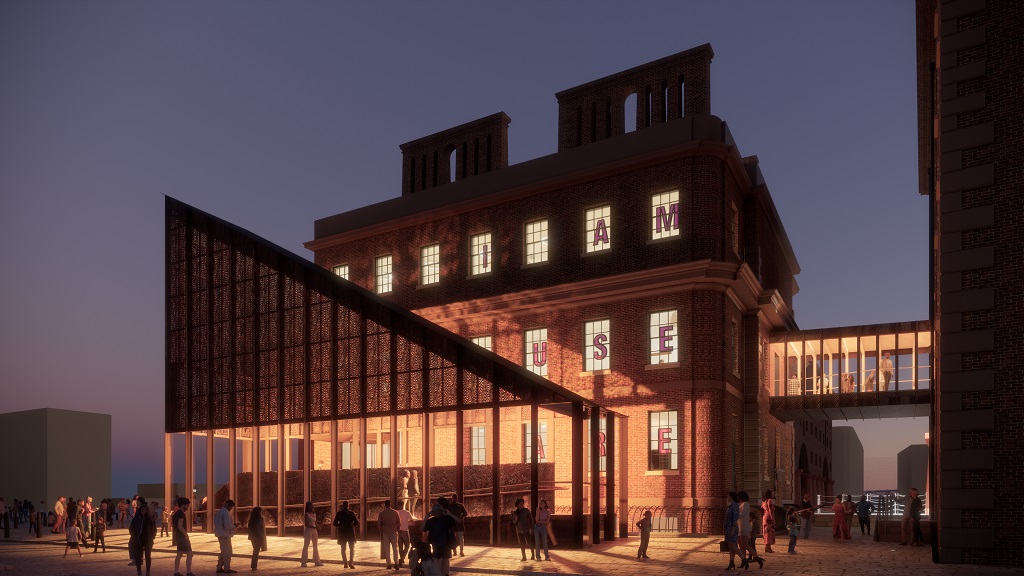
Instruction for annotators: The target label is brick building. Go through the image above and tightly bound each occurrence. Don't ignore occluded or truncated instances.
[306,45,814,531]
[917,0,1024,565]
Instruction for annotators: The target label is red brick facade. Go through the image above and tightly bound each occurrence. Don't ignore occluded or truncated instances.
[919,0,1024,565]
[307,48,810,532]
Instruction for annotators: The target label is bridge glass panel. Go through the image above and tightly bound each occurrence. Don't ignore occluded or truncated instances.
[859,336,878,392]
[917,332,932,390]
[823,338,840,394]
[840,337,859,393]
[898,332,916,391]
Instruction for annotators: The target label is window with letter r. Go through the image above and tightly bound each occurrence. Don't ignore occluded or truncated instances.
[649,410,678,470]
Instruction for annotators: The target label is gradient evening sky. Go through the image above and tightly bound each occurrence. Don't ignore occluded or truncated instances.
[0,0,926,497]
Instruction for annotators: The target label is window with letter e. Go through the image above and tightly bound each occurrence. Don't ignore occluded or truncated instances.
[649,410,678,470]
[649,310,679,364]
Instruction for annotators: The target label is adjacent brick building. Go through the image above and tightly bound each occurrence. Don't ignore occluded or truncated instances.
[307,45,815,531]
[917,0,1024,566]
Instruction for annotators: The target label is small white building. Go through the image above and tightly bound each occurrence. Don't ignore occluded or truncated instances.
[0,408,111,509]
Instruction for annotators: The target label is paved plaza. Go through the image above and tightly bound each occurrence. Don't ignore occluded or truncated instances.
[0,524,1016,576]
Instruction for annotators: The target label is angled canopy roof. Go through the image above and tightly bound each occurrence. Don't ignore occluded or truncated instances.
[165,197,609,433]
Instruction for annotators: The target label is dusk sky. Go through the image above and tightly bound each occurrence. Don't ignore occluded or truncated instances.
[0,0,926,497]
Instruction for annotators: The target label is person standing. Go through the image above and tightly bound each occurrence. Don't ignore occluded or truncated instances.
[900,488,918,545]
[83,497,94,541]
[797,493,815,539]
[421,501,456,576]
[118,498,129,529]
[214,499,237,573]
[737,492,763,569]
[151,502,164,540]
[510,498,534,561]
[407,470,421,517]
[409,541,442,576]
[761,490,776,553]
[831,496,851,542]
[64,522,83,558]
[300,501,324,568]
[785,507,799,554]
[909,490,924,546]
[449,494,467,557]
[396,502,413,568]
[880,352,895,391]
[398,470,410,512]
[332,500,358,569]
[534,499,553,561]
[173,497,195,576]
[130,501,156,576]
[53,497,66,533]
[378,499,400,569]
[723,493,741,570]
[93,514,106,553]
[856,495,874,536]
[635,509,651,560]
[247,506,267,571]
[842,495,856,536]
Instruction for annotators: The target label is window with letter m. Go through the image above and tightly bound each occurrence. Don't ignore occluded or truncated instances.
[651,190,680,240]
[649,410,678,470]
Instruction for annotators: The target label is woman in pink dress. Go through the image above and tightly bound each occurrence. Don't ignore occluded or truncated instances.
[761,490,776,553]
[831,496,851,542]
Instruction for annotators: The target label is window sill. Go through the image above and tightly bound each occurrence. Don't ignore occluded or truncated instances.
[580,369,612,377]
[645,362,679,371]
[520,261,548,270]
[416,282,440,290]
[646,236,680,246]
[580,248,612,257]
[645,469,679,477]
[467,271,493,279]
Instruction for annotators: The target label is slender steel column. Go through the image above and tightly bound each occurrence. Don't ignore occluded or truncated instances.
[229,429,237,504]
[571,401,584,548]
[619,417,629,538]
[330,420,338,539]
[303,424,311,510]
[185,431,193,531]
[164,434,173,523]
[490,405,500,546]
[359,417,367,537]
[277,423,285,537]
[206,431,215,532]
[590,407,601,544]
[530,404,539,513]
[252,426,260,520]
[604,414,616,542]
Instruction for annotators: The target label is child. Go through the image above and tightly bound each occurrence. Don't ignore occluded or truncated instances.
[64,523,83,557]
[93,514,106,553]
[636,510,652,559]
[786,508,799,554]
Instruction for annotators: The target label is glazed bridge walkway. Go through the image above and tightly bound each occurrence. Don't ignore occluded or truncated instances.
[768,321,932,421]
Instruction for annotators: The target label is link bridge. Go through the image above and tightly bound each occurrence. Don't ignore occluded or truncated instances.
[768,321,932,422]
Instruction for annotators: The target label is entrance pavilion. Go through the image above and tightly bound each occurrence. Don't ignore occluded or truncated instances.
[164,198,625,547]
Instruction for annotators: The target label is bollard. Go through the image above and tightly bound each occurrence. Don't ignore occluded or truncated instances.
[4,511,9,539]
[36,511,42,538]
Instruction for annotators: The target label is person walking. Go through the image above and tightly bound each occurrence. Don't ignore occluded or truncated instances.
[534,499,553,561]
[247,506,267,571]
[510,498,534,561]
[761,490,776,553]
[796,493,817,539]
[300,501,324,568]
[93,514,106,553]
[214,499,237,573]
[173,497,195,576]
[842,495,856,536]
[162,502,171,538]
[396,502,413,568]
[785,507,799,554]
[723,493,742,571]
[332,500,358,569]
[378,499,400,569]
[856,495,874,536]
[449,494,467,557]
[635,509,651,560]
[130,500,156,576]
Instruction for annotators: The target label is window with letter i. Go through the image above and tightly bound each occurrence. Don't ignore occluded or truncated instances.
[649,410,678,470]
[651,190,680,240]
[584,319,610,371]
[649,310,679,364]
[524,328,548,377]
[470,233,492,275]
[585,206,611,253]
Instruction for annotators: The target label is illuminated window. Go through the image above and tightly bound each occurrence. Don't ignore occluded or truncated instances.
[525,220,548,265]
[649,310,679,364]
[522,421,548,463]
[332,264,349,280]
[585,206,611,253]
[584,319,610,371]
[524,328,548,377]
[470,233,492,275]
[374,255,392,294]
[470,426,486,465]
[470,335,493,352]
[651,190,680,240]
[649,410,678,470]
[420,244,440,285]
